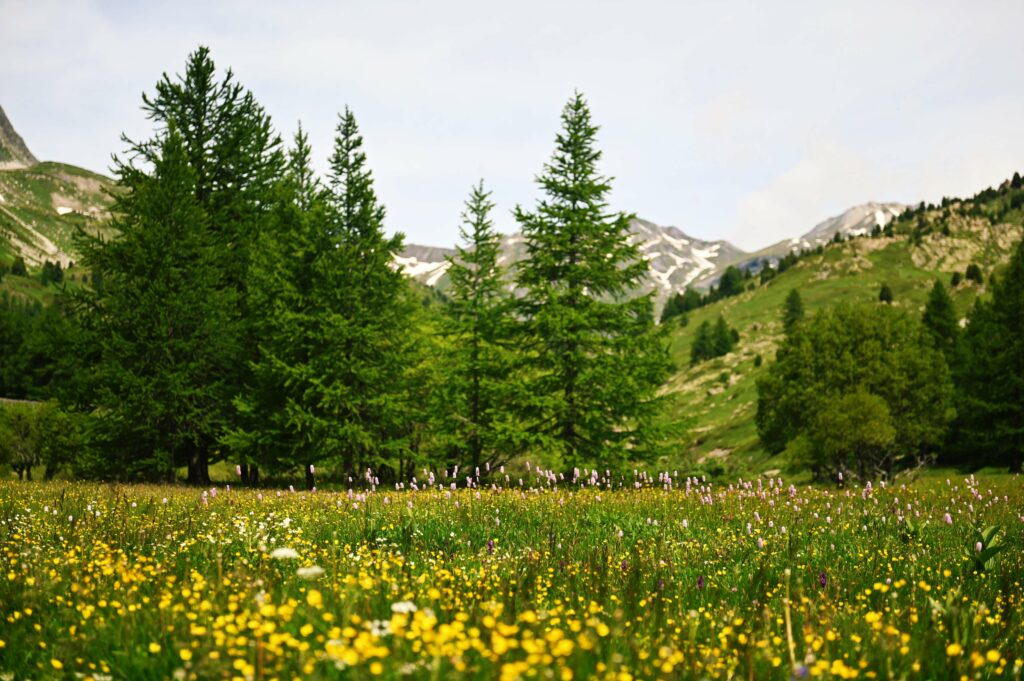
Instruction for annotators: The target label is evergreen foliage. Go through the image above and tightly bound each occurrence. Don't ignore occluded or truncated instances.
[782,289,804,333]
[73,129,239,481]
[659,288,702,323]
[10,257,27,277]
[756,304,954,479]
[64,47,285,483]
[878,283,894,304]
[433,181,520,472]
[954,237,1024,472]
[922,280,959,362]
[513,93,673,468]
[690,315,736,365]
[226,113,421,487]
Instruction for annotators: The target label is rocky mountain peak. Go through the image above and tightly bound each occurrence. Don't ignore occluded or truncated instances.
[0,105,39,169]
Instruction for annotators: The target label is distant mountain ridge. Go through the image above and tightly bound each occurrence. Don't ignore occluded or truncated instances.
[398,203,907,305]
[398,218,747,309]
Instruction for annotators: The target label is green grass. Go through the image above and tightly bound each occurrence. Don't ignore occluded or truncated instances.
[662,220,1021,476]
[0,475,1020,680]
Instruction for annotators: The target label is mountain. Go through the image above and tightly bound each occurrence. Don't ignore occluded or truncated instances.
[0,104,116,270]
[698,202,907,286]
[798,201,905,245]
[661,178,1022,479]
[0,106,38,169]
[399,218,747,309]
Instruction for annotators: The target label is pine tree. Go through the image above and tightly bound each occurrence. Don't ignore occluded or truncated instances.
[73,129,238,480]
[782,289,805,332]
[956,237,1024,472]
[11,257,27,277]
[690,321,713,366]
[226,112,421,487]
[717,266,744,298]
[97,46,284,483]
[222,126,325,484]
[922,279,959,362]
[513,92,672,468]
[879,283,894,304]
[713,315,734,356]
[435,181,519,471]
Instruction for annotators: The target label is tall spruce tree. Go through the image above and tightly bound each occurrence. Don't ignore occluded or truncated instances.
[435,181,519,471]
[922,279,959,362]
[713,315,735,356]
[222,127,326,483]
[956,237,1024,471]
[227,112,420,487]
[74,129,238,480]
[94,46,284,483]
[783,288,805,332]
[690,320,713,366]
[323,109,420,482]
[513,93,673,468]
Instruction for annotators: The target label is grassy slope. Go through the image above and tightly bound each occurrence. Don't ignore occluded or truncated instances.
[0,161,115,266]
[661,193,1024,479]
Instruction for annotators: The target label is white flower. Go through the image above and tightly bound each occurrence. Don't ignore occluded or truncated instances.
[390,601,417,614]
[270,547,300,560]
[297,565,325,579]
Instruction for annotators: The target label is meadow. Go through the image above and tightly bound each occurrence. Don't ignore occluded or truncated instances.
[0,472,1021,680]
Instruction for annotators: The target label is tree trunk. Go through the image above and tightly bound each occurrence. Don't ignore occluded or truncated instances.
[187,449,210,485]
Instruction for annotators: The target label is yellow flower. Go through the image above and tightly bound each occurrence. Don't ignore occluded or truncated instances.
[180,648,193,661]
[51,659,63,670]
[306,589,323,608]
[149,642,161,653]
[986,650,1000,663]
[946,643,962,656]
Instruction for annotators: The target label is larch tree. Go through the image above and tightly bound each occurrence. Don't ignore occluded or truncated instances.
[74,129,238,481]
[435,181,520,472]
[513,92,673,469]
[955,237,1024,472]
[82,46,284,483]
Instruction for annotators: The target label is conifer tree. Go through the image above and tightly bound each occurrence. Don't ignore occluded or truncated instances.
[513,93,672,468]
[74,129,237,480]
[227,112,421,487]
[86,46,284,483]
[956,237,1024,472]
[222,126,325,484]
[712,315,734,356]
[690,320,713,366]
[922,279,959,362]
[783,289,805,332]
[879,283,894,304]
[435,181,519,471]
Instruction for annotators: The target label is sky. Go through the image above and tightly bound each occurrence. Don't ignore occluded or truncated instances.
[2,0,1023,252]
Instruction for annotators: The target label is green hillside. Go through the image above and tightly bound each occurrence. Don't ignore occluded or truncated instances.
[662,179,1024,478]
[0,162,116,265]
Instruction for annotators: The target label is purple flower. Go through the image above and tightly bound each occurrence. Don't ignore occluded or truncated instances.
[621,559,628,572]
[487,539,495,555]
[818,571,827,588]
[697,575,705,590]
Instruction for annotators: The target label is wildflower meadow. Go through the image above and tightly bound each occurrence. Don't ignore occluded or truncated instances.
[1,471,1021,680]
